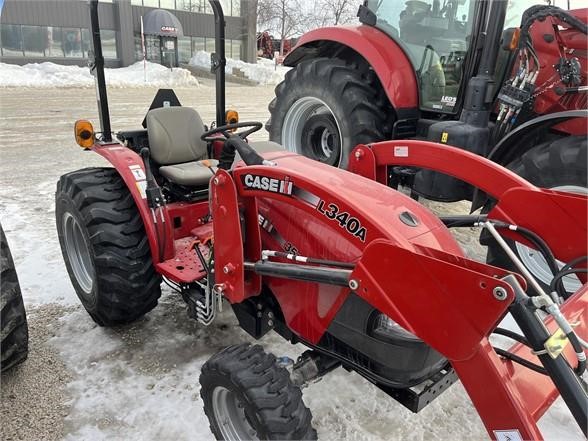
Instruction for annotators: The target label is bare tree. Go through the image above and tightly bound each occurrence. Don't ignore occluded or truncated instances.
[256,0,306,55]
[310,0,358,28]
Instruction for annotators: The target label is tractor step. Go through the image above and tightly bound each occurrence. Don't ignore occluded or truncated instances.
[156,237,209,283]
[379,366,459,413]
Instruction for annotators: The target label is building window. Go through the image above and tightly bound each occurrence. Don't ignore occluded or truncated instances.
[22,25,46,57]
[0,24,117,60]
[191,36,206,54]
[231,39,241,60]
[131,0,143,5]
[231,0,241,17]
[178,36,191,63]
[100,30,118,59]
[63,28,83,57]
[47,27,64,57]
[1,24,23,56]
[143,0,160,8]
[160,0,176,9]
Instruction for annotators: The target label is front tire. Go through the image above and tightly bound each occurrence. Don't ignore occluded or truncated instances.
[1,224,28,372]
[200,344,317,441]
[484,135,587,294]
[56,167,162,326]
[268,57,393,169]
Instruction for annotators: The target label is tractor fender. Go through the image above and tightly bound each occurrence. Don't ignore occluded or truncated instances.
[470,110,588,212]
[487,110,588,166]
[92,144,174,263]
[284,25,419,113]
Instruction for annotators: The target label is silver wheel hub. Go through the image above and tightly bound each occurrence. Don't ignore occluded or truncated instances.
[212,386,259,441]
[62,212,94,295]
[515,185,587,292]
[281,96,342,165]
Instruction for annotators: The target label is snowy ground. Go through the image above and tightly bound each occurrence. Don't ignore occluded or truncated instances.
[190,51,290,85]
[0,61,199,88]
[0,84,582,441]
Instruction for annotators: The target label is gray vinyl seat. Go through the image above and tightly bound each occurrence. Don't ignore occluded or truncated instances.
[147,107,217,187]
[146,107,284,187]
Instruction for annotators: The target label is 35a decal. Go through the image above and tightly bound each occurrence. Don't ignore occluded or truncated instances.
[317,201,367,242]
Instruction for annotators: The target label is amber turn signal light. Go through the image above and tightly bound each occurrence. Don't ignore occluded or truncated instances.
[74,120,95,149]
[226,109,239,125]
[509,28,521,51]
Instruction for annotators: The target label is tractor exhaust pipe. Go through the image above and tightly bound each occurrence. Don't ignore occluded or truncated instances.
[462,0,508,116]
[88,0,112,143]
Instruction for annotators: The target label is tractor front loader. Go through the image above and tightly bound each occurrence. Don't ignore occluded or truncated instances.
[55,1,587,440]
[268,0,588,295]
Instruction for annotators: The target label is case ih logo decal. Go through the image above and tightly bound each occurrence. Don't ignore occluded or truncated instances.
[317,201,367,243]
[242,174,293,195]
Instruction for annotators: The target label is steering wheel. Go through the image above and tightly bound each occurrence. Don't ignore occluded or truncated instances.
[201,122,263,143]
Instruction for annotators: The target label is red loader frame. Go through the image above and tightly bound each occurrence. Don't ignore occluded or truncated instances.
[90,138,586,440]
[209,141,587,440]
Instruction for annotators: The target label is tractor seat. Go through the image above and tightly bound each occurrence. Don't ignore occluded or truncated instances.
[147,107,218,187]
[147,107,284,187]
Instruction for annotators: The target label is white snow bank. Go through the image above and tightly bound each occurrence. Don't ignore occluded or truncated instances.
[0,61,199,88]
[189,51,290,85]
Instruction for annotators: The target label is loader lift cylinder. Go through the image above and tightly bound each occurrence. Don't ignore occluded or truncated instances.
[89,0,112,143]
[504,275,588,437]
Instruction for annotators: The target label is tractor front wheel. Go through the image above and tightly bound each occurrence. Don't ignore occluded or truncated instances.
[1,224,28,372]
[56,167,162,326]
[268,57,393,169]
[485,135,587,295]
[200,344,317,441]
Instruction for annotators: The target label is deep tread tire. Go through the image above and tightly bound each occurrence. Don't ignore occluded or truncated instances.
[1,224,28,372]
[56,167,162,326]
[200,344,317,441]
[485,136,587,292]
[268,57,393,168]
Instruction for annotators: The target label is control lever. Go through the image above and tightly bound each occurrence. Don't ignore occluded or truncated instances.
[140,148,165,221]
[218,134,274,170]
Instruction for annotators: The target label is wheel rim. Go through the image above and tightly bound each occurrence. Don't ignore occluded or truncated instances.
[62,212,94,295]
[515,184,587,293]
[212,386,259,441]
[282,97,342,166]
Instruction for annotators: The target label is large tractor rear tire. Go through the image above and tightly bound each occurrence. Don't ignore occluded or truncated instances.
[200,344,317,441]
[268,57,393,169]
[484,135,587,295]
[56,167,162,326]
[1,224,28,372]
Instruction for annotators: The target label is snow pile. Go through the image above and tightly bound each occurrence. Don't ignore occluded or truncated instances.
[189,51,290,85]
[0,61,199,88]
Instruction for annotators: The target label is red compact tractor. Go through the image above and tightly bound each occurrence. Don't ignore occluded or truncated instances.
[56,1,587,440]
[268,0,587,292]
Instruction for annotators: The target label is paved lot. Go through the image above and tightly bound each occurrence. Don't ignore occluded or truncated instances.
[0,83,581,440]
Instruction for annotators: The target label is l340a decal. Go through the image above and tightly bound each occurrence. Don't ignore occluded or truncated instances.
[317,201,367,243]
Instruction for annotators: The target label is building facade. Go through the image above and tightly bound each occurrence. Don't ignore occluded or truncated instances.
[0,0,257,68]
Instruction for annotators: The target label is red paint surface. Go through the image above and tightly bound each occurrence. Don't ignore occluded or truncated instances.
[288,26,419,109]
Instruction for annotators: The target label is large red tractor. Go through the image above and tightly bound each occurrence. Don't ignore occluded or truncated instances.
[56,1,587,440]
[268,0,587,292]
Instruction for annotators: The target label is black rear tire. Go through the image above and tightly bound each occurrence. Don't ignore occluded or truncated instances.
[200,344,317,441]
[268,57,393,169]
[1,224,28,372]
[484,135,587,294]
[55,167,162,326]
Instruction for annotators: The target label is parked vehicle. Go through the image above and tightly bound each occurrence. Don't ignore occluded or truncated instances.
[1,223,28,372]
[56,1,587,440]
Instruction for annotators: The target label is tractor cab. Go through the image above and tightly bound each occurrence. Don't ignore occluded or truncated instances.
[364,0,476,112]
